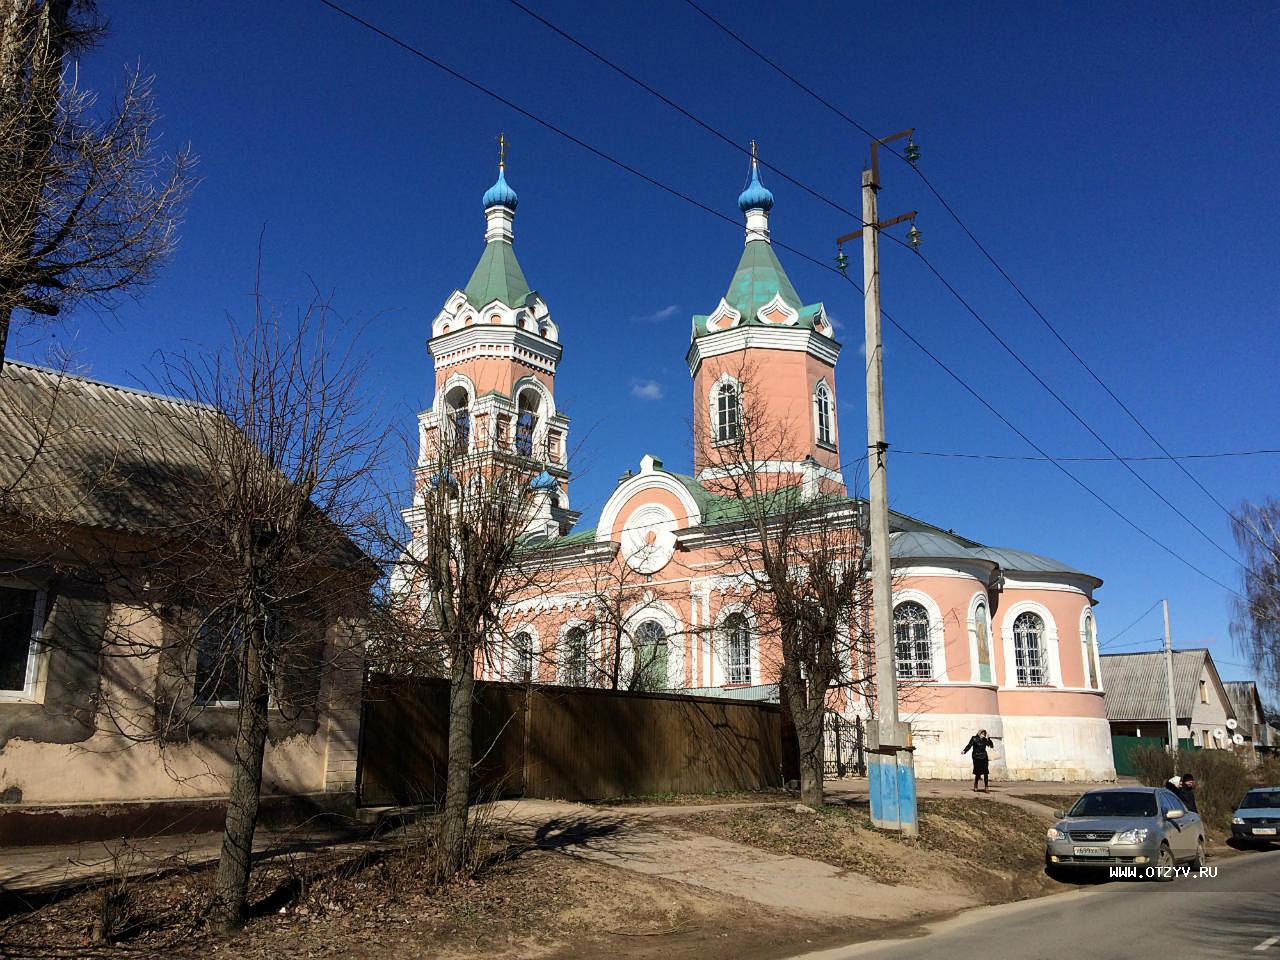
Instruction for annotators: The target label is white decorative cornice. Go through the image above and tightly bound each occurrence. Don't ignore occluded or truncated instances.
[429,324,563,375]
[756,292,798,326]
[687,325,840,374]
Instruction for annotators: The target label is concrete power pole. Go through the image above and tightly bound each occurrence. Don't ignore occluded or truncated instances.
[1163,599,1178,772]
[838,130,920,836]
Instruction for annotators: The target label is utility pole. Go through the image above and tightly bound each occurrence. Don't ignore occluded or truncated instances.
[1163,599,1178,772]
[837,130,920,837]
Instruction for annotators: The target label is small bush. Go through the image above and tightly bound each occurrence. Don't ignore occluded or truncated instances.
[1126,745,1249,835]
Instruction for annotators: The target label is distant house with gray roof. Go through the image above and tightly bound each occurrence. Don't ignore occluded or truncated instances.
[1225,680,1275,757]
[1100,648,1236,749]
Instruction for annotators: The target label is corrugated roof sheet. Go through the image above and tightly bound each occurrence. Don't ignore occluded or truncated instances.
[1225,681,1262,724]
[1099,649,1214,721]
[0,360,220,534]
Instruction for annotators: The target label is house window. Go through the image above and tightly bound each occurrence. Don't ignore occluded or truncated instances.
[1082,613,1099,689]
[814,382,833,447]
[561,626,592,686]
[723,613,752,685]
[194,614,245,705]
[0,585,41,697]
[1199,679,1208,704]
[505,631,534,682]
[633,620,668,690]
[715,381,740,443]
[893,601,933,680]
[974,599,992,683]
[1013,612,1048,686]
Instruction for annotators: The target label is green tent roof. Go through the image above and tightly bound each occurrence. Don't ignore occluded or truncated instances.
[692,239,825,339]
[463,239,532,309]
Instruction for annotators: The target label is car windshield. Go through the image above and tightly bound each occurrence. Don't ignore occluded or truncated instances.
[1240,791,1280,810]
[1068,791,1157,818]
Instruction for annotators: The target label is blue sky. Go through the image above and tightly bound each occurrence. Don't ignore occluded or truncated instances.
[20,1,1278,687]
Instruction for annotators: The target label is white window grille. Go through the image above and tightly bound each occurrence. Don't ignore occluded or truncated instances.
[723,613,752,685]
[505,631,534,682]
[893,601,933,679]
[715,382,740,443]
[1013,612,1048,686]
[561,626,591,686]
[814,382,833,446]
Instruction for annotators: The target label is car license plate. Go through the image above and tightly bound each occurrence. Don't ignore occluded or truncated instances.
[1073,846,1109,857]
[1253,827,1277,836]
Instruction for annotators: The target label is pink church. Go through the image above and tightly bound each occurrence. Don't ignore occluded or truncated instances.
[408,156,1116,783]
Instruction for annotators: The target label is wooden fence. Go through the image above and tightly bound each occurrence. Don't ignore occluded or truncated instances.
[358,675,791,805]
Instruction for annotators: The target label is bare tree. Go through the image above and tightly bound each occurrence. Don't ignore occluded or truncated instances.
[697,366,876,808]
[132,290,383,930]
[377,411,555,875]
[0,0,193,365]
[1232,499,1280,697]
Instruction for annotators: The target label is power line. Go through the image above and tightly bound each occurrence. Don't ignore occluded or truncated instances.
[681,0,1262,556]
[896,448,1280,463]
[314,0,1243,600]
[498,0,1249,576]
[1099,600,1162,648]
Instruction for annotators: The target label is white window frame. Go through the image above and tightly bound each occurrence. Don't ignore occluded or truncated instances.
[708,373,742,446]
[812,379,836,449]
[503,628,538,683]
[999,601,1061,689]
[890,588,947,682]
[622,601,684,689]
[1079,607,1102,691]
[0,581,48,704]
[557,620,594,686]
[892,600,935,681]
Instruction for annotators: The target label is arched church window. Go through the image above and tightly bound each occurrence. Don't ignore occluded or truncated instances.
[1082,612,1099,689]
[632,620,668,690]
[723,613,752,685]
[715,381,740,443]
[893,601,933,679]
[444,386,471,453]
[505,631,534,682]
[515,390,540,457]
[814,382,833,446]
[561,625,592,686]
[1013,612,1048,686]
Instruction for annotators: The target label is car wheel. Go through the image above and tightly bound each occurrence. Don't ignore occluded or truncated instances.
[1189,838,1205,871]
[1155,843,1176,881]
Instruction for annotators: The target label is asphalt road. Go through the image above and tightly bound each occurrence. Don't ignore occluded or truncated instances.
[795,849,1280,960]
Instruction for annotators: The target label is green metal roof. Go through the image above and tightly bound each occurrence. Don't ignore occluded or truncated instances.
[463,239,532,309]
[692,240,825,339]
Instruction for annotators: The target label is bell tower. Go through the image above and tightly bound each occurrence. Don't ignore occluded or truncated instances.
[688,146,844,494]
[412,142,577,538]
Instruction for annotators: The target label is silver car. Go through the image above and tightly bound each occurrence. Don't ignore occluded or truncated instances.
[1044,786,1205,881]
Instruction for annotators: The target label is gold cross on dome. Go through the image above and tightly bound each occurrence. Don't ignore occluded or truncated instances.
[750,138,758,161]
[497,132,507,170]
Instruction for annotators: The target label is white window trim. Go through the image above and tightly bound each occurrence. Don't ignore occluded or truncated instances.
[1079,606,1102,692]
[1000,600,1061,689]
[707,372,743,447]
[966,592,995,685]
[556,619,594,685]
[890,588,947,682]
[502,625,541,683]
[712,603,760,687]
[812,378,836,449]
[0,582,48,704]
[622,601,684,688]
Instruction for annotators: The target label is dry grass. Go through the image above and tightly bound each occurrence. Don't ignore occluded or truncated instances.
[597,789,794,808]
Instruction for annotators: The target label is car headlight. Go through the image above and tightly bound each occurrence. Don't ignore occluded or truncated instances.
[1046,827,1063,841]
[1232,816,1245,825]
[1114,828,1149,844]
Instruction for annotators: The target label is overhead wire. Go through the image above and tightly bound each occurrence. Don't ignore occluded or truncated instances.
[313,0,1244,600]
[681,0,1264,556]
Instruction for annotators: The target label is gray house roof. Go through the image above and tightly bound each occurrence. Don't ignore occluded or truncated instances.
[1225,681,1265,728]
[0,360,217,534]
[888,528,1096,585]
[1100,649,1234,722]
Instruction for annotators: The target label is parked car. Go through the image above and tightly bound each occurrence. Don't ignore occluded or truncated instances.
[1231,786,1280,847]
[1044,786,1205,881]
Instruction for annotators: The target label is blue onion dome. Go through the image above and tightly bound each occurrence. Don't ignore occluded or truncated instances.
[482,167,519,210]
[530,470,557,491]
[737,160,774,213]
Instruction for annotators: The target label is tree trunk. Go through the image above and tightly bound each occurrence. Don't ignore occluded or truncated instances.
[211,629,271,931]
[781,673,825,808]
[440,644,475,875]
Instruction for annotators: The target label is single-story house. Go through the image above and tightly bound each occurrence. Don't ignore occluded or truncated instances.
[1225,680,1274,758]
[0,360,365,843]
[1100,648,1236,749]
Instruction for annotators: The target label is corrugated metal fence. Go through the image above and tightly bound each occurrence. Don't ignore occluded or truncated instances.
[359,675,790,805]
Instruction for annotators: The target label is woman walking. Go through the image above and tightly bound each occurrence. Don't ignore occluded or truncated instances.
[962,729,995,792]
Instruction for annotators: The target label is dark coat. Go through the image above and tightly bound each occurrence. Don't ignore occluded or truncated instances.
[1174,784,1199,813]
[962,735,994,761]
